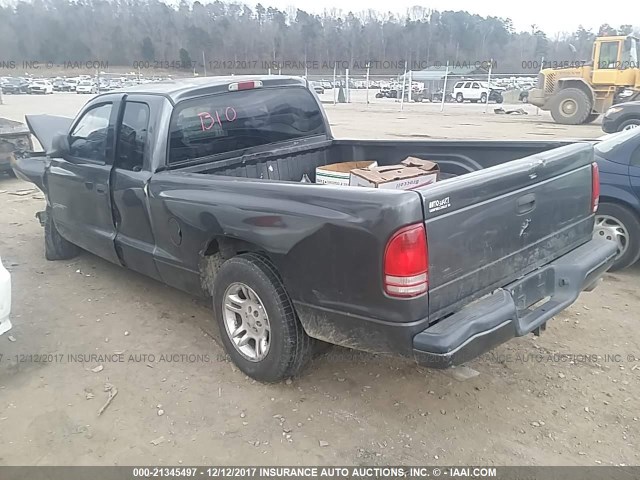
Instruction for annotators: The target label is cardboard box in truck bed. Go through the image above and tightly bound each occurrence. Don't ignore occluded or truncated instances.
[400,157,440,181]
[315,161,377,186]
[350,165,437,190]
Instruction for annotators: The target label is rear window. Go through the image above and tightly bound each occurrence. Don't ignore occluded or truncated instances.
[168,87,326,164]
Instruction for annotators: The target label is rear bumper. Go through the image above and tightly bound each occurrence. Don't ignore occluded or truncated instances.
[412,236,617,368]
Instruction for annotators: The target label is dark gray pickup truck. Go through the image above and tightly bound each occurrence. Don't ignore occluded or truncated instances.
[15,76,617,382]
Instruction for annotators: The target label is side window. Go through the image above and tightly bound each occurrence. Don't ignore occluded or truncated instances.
[599,41,619,69]
[463,82,471,88]
[69,103,112,163]
[454,82,463,89]
[116,102,150,171]
[472,82,480,89]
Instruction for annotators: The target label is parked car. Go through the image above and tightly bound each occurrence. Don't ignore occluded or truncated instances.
[76,80,97,94]
[431,90,454,103]
[1,77,30,94]
[375,86,394,98]
[594,128,640,270]
[519,86,535,103]
[64,78,79,92]
[28,80,54,94]
[15,75,616,382]
[98,80,112,92]
[0,117,34,176]
[52,79,67,92]
[309,81,324,94]
[602,101,640,133]
[0,255,11,337]
[453,81,503,103]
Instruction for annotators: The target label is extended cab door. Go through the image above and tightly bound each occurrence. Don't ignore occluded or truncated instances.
[46,95,122,264]
[110,95,162,280]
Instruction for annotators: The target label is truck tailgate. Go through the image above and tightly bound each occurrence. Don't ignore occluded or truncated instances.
[419,142,596,320]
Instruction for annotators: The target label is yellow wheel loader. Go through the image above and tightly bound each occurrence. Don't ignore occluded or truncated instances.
[528,35,640,124]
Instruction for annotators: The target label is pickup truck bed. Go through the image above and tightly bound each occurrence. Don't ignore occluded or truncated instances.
[162,137,615,357]
[15,75,617,382]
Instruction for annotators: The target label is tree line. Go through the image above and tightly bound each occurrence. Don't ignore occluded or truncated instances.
[0,0,637,74]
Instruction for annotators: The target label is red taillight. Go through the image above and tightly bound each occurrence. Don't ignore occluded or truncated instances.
[383,223,428,298]
[591,162,600,213]
[228,80,263,91]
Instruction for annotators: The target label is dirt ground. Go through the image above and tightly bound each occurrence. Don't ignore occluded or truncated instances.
[0,92,638,467]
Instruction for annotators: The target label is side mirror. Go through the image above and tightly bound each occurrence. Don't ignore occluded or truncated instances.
[49,133,70,158]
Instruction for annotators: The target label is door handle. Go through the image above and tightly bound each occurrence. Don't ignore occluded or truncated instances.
[96,184,106,194]
[84,181,94,190]
[516,193,536,214]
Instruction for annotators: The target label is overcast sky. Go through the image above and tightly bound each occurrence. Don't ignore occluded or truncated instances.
[259,0,632,35]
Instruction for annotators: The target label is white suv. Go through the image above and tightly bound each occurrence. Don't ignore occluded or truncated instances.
[453,80,489,103]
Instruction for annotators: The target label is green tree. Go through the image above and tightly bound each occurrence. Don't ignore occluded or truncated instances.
[141,37,155,61]
[179,48,192,69]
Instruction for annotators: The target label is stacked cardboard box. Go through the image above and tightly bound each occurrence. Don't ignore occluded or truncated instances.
[315,157,439,190]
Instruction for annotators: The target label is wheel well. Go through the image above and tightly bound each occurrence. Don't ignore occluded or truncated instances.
[557,79,594,103]
[599,196,640,222]
[199,236,269,294]
[617,114,640,125]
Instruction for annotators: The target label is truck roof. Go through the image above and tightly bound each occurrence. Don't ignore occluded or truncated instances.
[111,75,307,103]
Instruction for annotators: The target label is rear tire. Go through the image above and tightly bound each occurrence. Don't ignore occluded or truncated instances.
[595,203,640,271]
[480,93,487,103]
[212,253,313,382]
[44,208,80,260]
[550,88,592,125]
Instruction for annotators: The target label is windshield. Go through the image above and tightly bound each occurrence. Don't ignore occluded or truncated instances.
[169,86,326,165]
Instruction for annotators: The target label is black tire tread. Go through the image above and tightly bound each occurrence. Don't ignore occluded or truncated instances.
[212,253,313,382]
[550,88,592,125]
[598,202,640,271]
[243,252,313,378]
[44,209,80,260]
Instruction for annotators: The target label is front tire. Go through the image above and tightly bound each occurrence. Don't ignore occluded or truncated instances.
[456,93,463,103]
[212,253,313,382]
[550,88,592,125]
[44,208,80,260]
[595,203,640,271]
[480,93,487,103]
[618,119,640,132]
